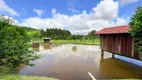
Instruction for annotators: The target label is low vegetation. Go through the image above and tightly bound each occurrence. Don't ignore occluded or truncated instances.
[0,74,56,80]
[40,28,99,40]
[51,39,100,45]
[0,15,42,73]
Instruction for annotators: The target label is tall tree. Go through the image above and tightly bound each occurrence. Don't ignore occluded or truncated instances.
[129,6,142,59]
[87,30,98,39]
[40,29,45,37]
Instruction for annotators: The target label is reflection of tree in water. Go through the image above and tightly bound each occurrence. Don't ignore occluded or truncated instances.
[33,47,40,52]
[16,64,26,71]
[99,58,142,78]
[44,43,51,50]
[72,46,77,52]
[51,44,62,48]
[32,42,40,52]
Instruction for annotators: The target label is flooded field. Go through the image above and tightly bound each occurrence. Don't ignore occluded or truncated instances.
[18,44,142,80]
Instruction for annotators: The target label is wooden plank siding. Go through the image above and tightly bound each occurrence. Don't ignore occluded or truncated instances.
[100,33,140,60]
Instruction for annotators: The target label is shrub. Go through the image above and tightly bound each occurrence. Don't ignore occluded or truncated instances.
[0,15,41,73]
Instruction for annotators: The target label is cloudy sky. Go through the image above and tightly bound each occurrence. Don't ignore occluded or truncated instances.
[0,0,141,35]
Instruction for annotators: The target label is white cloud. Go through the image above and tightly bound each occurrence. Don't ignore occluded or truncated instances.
[0,0,19,16]
[51,8,57,14]
[33,9,44,17]
[118,0,140,6]
[20,0,129,35]
[93,0,119,20]
[68,8,79,13]
[20,17,66,29]
[110,17,130,26]
[67,0,79,13]
[67,0,76,9]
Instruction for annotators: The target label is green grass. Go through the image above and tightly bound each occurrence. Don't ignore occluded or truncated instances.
[28,39,100,47]
[0,74,140,80]
[51,39,100,45]
[0,74,56,80]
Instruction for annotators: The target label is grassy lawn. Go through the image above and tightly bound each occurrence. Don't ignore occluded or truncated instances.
[0,74,139,80]
[51,39,100,45]
[0,74,138,80]
[0,74,56,80]
[28,39,100,47]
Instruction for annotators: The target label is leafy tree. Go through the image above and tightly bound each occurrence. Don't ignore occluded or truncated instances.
[27,30,41,41]
[43,28,71,40]
[71,35,84,40]
[0,15,40,73]
[19,27,42,41]
[129,6,142,59]
[87,30,98,39]
[40,29,45,37]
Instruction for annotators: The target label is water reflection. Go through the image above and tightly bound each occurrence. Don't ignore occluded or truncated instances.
[16,64,26,71]
[32,47,40,52]
[100,58,142,79]
[44,43,51,50]
[116,55,142,67]
[19,44,142,80]
[72,45,77,52]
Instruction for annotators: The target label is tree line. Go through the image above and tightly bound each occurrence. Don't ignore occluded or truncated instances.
[40,29,99,40]
[40,28,71,40]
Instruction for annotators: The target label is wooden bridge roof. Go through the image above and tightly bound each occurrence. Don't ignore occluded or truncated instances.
[96,25,130,34]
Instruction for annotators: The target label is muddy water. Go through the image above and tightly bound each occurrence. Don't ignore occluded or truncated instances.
[18,44,142,80]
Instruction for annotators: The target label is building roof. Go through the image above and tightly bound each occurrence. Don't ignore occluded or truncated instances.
[96,25,130,34]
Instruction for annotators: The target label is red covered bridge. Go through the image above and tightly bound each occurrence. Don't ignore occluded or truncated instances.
[96,25,141,60]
